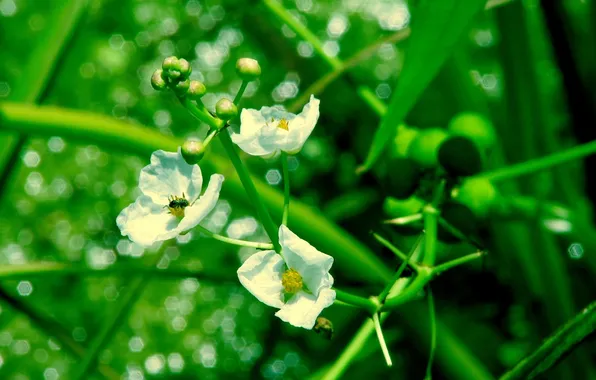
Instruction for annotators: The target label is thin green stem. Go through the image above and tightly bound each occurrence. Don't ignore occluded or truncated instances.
[262,0,342,70]
[181,97,221,128]
[476,139,596,183]
[202,127,218,148]
[281,152,290,225]
[372,313,392,367]
[219,131,281,252]
[438,217,483,250]
[422,205,439,266]
[333,288,377,314]
[233,80,249,105]
[195,225,274,249]
[432,251,486,275]
[381,271,433,311]
[372,232,421,272]
[425,286,437,380]
[378,234,424,302]
[383,213,423,226]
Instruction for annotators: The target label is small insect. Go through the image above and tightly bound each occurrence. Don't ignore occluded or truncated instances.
[313,317,334,340]
[165,193,191,218]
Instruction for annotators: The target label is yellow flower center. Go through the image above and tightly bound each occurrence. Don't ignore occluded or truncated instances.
[281,268,303,294]
[276,118,289,131]
[166,194,190,218]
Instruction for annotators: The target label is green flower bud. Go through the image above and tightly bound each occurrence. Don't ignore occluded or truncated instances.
[385,157,421,200]
[162,56,183,81]
[187,80,206,100]
[174,79,190,95]
[181,139,205,164]
[437,201,478,243]
[383,196,425,218]
[178,58,192,78]
[389,124,419,159]
[447,112,496,151]
[407,128,450,169]
[215,98,238,120]
[236,58,261,81]
[150,69,167,91]
[438,136,484,177]
[453,178,498,218]
[162,56,179,71]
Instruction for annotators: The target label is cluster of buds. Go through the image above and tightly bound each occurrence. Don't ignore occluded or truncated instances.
[151,56,206,100]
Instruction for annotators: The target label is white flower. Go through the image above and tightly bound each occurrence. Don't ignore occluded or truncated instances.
[231,95,320,157]
[237,225,335,329]
[117,148,224,247]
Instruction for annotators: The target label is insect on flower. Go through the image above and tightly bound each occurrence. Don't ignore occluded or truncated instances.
[165,193,192,218]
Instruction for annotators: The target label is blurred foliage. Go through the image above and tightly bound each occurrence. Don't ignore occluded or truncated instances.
[1,0,596,379]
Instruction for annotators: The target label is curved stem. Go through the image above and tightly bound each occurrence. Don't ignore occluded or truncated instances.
[195,225,274,249]
[432,251,486,275]
[422,205,439,266]
[233,80,249,105]
[425,286,437,380]
[378,234,424,303]
[333,288,377,314]
[281,152,290,225]
[372,313,392,367]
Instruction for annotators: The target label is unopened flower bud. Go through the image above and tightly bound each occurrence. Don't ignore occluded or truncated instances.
[174,79,191,95]
[215,98,238,120]
[407,128,450,169]
[187,80,206,100]
[236,58,261,81]
[178,58,192,78]
[162,56,181,81]
[181,139,205,164]
[151,69,167,91]
[314,317,334,340]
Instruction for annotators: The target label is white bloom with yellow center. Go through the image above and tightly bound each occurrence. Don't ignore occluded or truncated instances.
[117,148,224,247]
[237,225,335,329]
[231,95,320,157]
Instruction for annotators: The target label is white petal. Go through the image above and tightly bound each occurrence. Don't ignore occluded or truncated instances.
[279,225,334,297]
[282,95,320,154]
[176,174,224,232]
[231,132,276,156]
[139,148,203,205]
[237,250,285,308]
[117,195,178,247]
[275,288,335,329]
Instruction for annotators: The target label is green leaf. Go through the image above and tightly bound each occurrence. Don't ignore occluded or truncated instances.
[357,0,487,174]
[500,301,596,380]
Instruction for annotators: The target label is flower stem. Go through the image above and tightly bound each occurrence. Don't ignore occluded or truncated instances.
[333,288,377,314]
[281,152,290,225]
[219,131,281,252]
[233,81,249,105]
[372,232,421,272]
[195,225,274,250]
[425,286,437,380]
[432,251,486,275]
[181,97,220,127]
[378,234,424,303]
[422,205,439,266]
[383,212,423,225]
[476,138,596,182]
[372,312,392,367]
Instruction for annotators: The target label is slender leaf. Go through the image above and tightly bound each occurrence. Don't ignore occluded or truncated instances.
[357,0,487,173]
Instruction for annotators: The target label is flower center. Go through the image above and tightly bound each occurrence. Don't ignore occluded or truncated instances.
[281,268,303,294]
[166,193,190,218]
[271,117,289,131]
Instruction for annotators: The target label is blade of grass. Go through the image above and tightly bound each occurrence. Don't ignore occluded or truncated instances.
[357,0,487,173]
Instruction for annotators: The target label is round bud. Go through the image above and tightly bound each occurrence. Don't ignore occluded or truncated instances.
[151,69,167,91]
[385,157,421,199]
[383,196,425,219]
[453,178,498,218]
[389,124,419,159]
[162,56,178,70]
[447,112,496,151]
[407,128,450,169]
[181,139,205,164]
[178,58,192,78]
[187,80,206,100]
[437,201,478,243]
[174,79,190,95]
[215,98,238,120]
[438,136,484,177]
[236,58,261,81]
